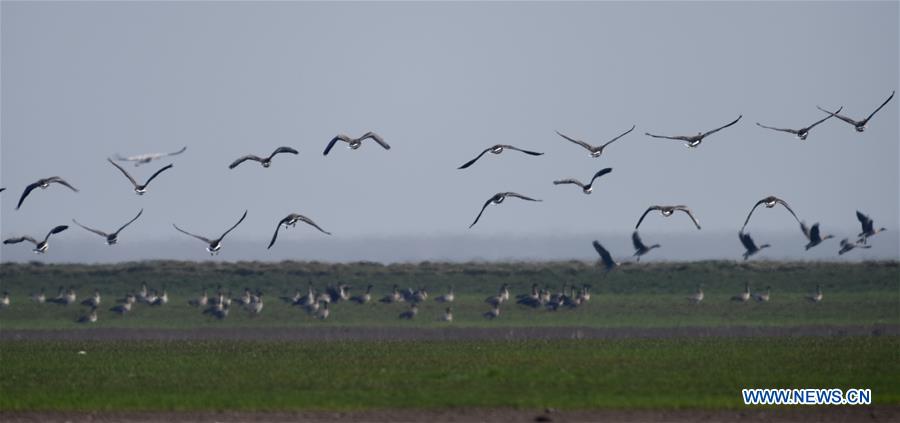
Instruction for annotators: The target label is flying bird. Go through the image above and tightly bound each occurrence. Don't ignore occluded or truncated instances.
[741,196,801,232]
[457,144,543,169]
[173,210,248,255]
[631,231,660,262]
[267,213,332,249]
[72,209,143,246]
[738,231,770,261]
[800,222,834,250]
[16,177,78,210]
[553,168,613,194]
[645,115,742,148]
[856,211,886,244]
[635,205,701,230]
[756,107,842,140]
[229,147,299,169]
[114,146,187,166]
[556,125,635,157]
[107,159,173,195]
[469,192,541,228]
[592,240,618,272]
[817,91,894,132]
[838,238,871,255]
[323,132,390,155]
[3,225,68,254]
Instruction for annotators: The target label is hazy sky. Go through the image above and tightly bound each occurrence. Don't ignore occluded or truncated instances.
[1,1,897,263]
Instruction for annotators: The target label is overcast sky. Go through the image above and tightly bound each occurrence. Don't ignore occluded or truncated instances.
[1,1,897,263]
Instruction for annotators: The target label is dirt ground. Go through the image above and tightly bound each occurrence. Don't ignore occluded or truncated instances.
[1,324,897,342]
[2,407,898,423]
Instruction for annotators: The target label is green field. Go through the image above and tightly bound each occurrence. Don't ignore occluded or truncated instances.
[0,261,897,329]
[1,337,898,411]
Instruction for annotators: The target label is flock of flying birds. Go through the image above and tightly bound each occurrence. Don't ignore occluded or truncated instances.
[0,91,894,268]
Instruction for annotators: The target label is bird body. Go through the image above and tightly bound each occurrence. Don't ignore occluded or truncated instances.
[731,282,750,302]
[741,196,801,232]
[435,286,455,303]
[323,132,390,155]
[399,304,418,320]
[556,125,635,157]
[73,209,143,245]
[16,177,78,210]
[108,159,173,195]
[756,107,842,140]
[458,144,543,169]
[441,307,453,322]
[114,146,186,166]
[688,286,704,304]
[174,210,248,255]
[807,285,823,303]
[229,147,298,169]
[856,211,886,244]
[469,192,541,228]
[754,286,771,302]
[592,240,618,272]
[635,205,701,230]
[645,116,742,147]
[268,213,331,249]
[739,232,770,260]
[631,231,660,261]
[553,168,613,194]
[800,222,834,250]
[4,225,69,253]
[816,91,894,132]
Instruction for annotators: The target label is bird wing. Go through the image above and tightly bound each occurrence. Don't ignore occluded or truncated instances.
[297,215,332,235]
[469,198,494,228]
[44,225,69,242]
[602,125,636,147]
[555,131,596,151]
[553,179,586,188]
[775,199,801,224]
[144,164,174,186]
[502,145,544,156]
[114,209,144,235]
[675,206,702,230]
[701,115,742,138]
[4,236,38,245]
[738,232,755,251]
[589,167,613,184]
[631,231,646,250]
[360,132,390,150]
[268,146,299,160]
[165,146,188,157]
[504,192,541,202]
[217,210,248,241]
[228,155,262,169]
[864,90,895,122]
[72,219,109,238]
[591,240,615,269]
[856,210,873,233]
[809,223,821,241]
[806,106,842,130]
[800,221,811,239]
[755,122,798,134]
[108,159,139,187]
[635,206,661,229]
[16,181,41,210]
[741,199,767,232]
[323,134,350,156]
[645,132,690,141]
[267,221,283,250]
[47,177,78,192]
[458,148,491,169]
[816,106,857,126]
[173,224,212,244]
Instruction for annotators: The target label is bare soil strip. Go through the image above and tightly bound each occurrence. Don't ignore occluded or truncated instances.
[1,407,898,423]
[1,324,897,341]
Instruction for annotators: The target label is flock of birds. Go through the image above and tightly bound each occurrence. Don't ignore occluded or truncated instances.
[0,276,830,324]
[0,91,894,276]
